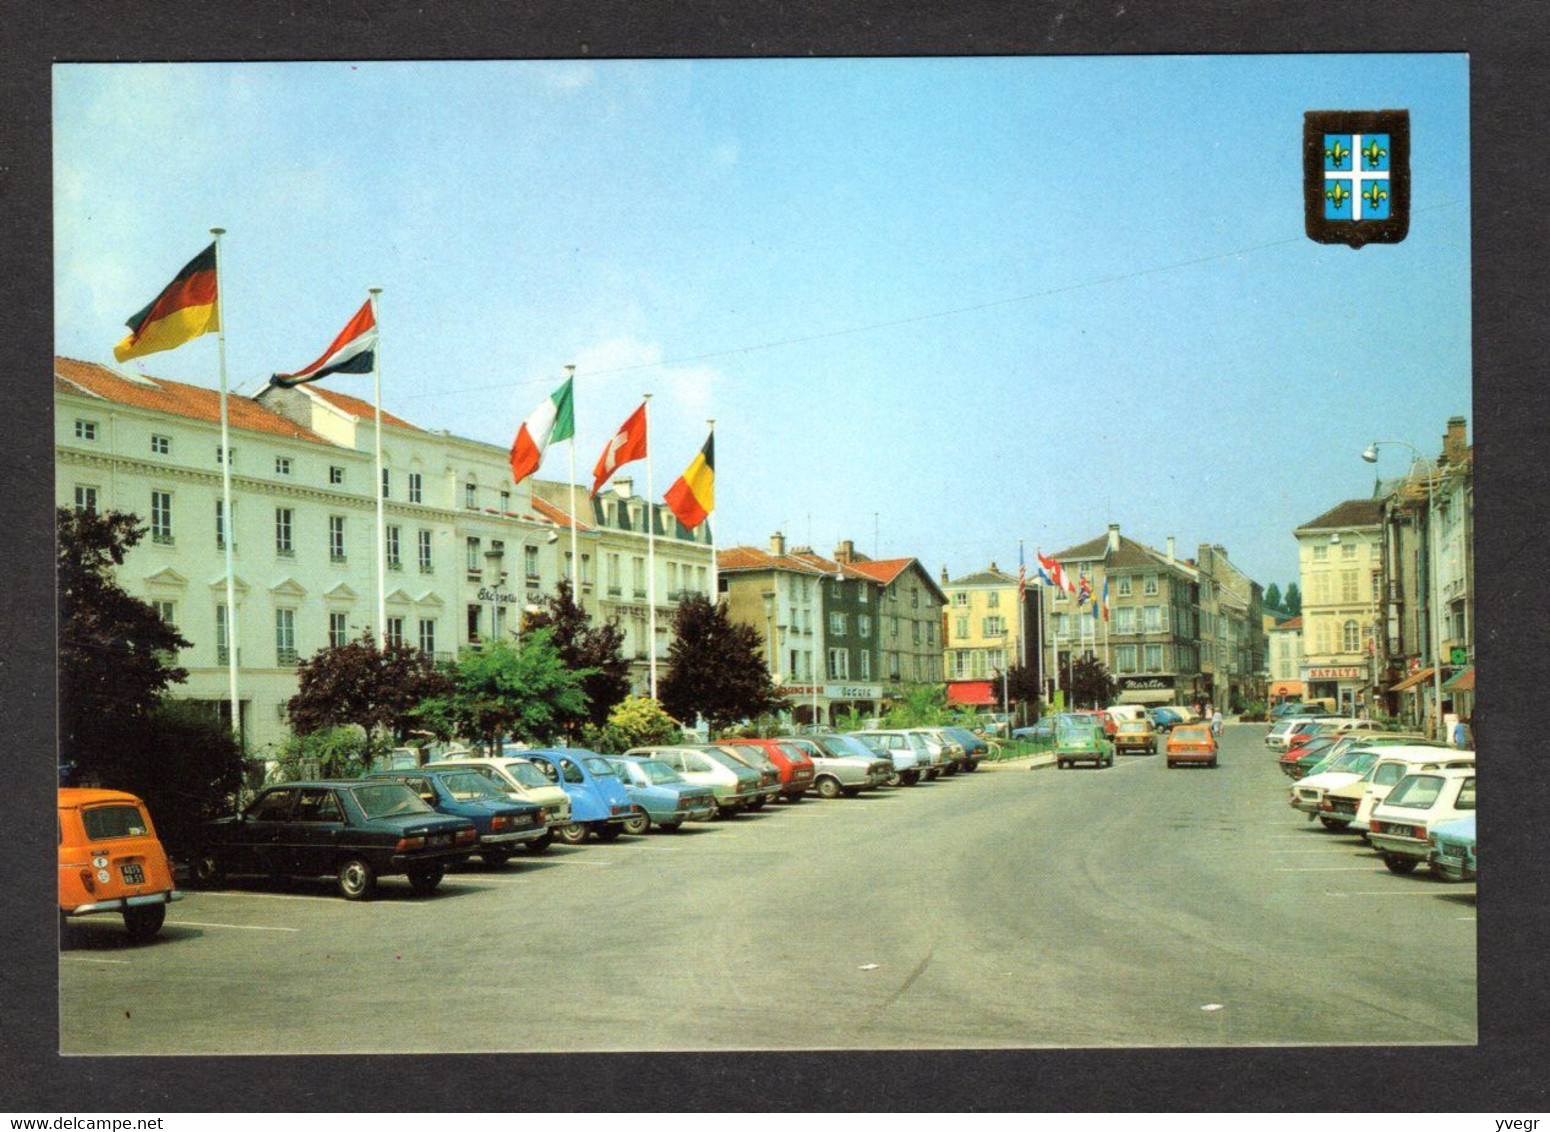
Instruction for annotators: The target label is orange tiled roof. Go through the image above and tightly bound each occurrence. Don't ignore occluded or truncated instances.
[305,386,421,431]
[531,495,594,533]
[718,547,831,575]
[1275,616,1304,630]
[55,357,334,446]
[843,557,914,585]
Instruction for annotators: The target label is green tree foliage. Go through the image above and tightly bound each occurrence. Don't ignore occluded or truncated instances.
[833,707,868,733]
[1069,655,1116,710]
[413,628,591,750]
[521,579,631,733]
[286,631,452,743]
[272,725,383,782]
[582,695,684,754]
[881,683,949,728]
[1264,582,1282,614]
[1282,582,1302,617]
[659,595,786,734]
[991,663,1044,718]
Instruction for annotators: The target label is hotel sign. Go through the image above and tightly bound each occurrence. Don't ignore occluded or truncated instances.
[782,684,882,701]
[1304,666,1364,680]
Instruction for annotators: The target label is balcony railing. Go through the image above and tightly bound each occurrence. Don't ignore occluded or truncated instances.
[607,586,622,597]
[633,588,648,599]
[387,560,403,572]
[277,648,299,667]
[331,552,348,564]
[276,546,295,558]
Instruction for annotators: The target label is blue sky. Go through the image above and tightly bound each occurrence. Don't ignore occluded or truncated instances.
[54,55,1470,591]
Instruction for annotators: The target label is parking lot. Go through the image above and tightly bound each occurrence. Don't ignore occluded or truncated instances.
[60,724,1475,1053]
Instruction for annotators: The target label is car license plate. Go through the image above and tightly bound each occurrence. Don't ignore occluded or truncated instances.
[120,863,145,885]
[428,834,451,848]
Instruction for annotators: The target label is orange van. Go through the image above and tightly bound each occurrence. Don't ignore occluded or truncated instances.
[58,788,182,941]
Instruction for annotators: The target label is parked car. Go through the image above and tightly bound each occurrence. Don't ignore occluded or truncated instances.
[1352,745,1473,834]
[1279,736,1339,778]
[1112,718,1158,756]
[1369,766,1477,874]
[921,727,982,771]
[853,730,925,785]
[520,749,639,844]
[604,756,717,832]
[633,745,763,816]
[423,754,572,851]
[865,729,947,780]
[58,788,184,941]
[1022,714,1114,769]
[1147,706,1187,732]
[188,781,478,900]
[1287,749,1386,824]
[718,738,808,804]
[364,769,547,866]
[1165,724,1218,768]
[1428,814,1477,882]
[783,736,893,797]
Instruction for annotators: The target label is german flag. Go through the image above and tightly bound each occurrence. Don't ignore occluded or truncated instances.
[664,431,715,530]
[113,243,219,362]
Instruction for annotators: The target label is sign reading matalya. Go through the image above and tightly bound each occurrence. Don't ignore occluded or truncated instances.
[1303,666,1365,680]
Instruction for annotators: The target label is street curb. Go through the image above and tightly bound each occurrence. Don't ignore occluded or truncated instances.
[982,753,1057,772]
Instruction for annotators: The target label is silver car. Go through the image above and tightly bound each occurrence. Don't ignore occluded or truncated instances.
[629,745,763,817]
[853,730,924,786]
[785,735,893,798]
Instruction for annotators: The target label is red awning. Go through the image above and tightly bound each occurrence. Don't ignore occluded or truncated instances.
[1390,667,1435,693]
[946,680,997,706]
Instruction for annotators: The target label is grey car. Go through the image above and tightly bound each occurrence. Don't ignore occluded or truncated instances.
[783,735,893,798]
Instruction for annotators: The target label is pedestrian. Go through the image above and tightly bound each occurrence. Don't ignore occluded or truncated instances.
[1451,715,1468,748]
[1210,707,1224,737]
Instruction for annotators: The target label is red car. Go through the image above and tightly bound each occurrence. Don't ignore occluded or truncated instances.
[719,738,815,803]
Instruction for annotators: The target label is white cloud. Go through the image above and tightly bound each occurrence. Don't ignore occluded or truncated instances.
[567,336,724,455]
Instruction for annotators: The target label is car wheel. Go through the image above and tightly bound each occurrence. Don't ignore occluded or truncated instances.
[840,786,860,797]
[336,856,377,901]
[924,769,939,781]
[887,771,901,787]
[407,862,445,896]
[623,812,651,836]
[747,799,765,812]
[525,831,554,854]
[659,820,683,832]
[594,824,623,842]
[122,904,166,942]
[903,772,920,786]
[556,822,589,845]
[1383,854,1419,875]
[1208,759,1218,769]
[1318,817,1344,830]
[815,777,842,799]
[1166,760,1176,769]
[482,847,513,867]
[189,851,224,888]
[785,793,804,804]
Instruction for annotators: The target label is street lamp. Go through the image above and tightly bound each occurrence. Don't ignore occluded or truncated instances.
[1362,439,1445,738]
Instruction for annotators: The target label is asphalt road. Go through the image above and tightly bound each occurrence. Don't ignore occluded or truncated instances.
[60,725,1476,1053]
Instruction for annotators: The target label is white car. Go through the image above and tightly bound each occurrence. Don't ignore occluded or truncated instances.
[853,731,924,786]
[1266,716,1348,751]
[1352,746,1473,833]
[1369,766,1477,875]
[1289,748,1387,820]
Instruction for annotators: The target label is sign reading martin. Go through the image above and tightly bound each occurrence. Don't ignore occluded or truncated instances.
[1118,675,1174,692]
[1304,110,1410,248]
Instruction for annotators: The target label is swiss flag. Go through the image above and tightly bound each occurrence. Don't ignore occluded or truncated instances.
[591,402,649,496]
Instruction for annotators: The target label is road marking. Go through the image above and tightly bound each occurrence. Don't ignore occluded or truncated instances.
[165,920,300,932]
[180,890,324,903]
[1275,867,1384,872]
[1325,889,1477,898]
[62,956,132,965]
[1455,916,1477,922]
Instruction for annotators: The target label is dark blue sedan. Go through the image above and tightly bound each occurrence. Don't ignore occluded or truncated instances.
[365,769,547,866]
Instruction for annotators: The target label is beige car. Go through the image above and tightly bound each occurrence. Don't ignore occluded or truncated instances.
[423,754,572,852]
[1351,745,1474,834]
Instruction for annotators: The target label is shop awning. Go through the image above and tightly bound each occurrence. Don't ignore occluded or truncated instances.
[1442,666,1474,693]
[946,680,997,706]
[1118,688,1175,705]
[1269,681,1305,698]
[1390,667,1435,693]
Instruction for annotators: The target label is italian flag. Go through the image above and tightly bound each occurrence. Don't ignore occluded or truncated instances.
[509,376,575,487]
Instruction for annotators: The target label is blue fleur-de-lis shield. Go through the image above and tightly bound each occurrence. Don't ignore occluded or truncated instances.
[1304,110,1409,248]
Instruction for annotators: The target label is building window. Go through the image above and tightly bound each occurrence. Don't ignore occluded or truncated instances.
[381,468,390,499]
[466,537,482,579]
[1143,574,1158,596]
[275,456,292,476]
[858,614,872,638]
[1342,541,1357,559]
[582,553,593,586]
[500,490,511,511]
[858,585,870,605]
[525,544,540,581]
[859,651,872,679]
[1342,620,1361,652]
[827,649,849,680]
[328,611,348,648]
[385,616,404,649]
[1055,586,1067,603]
[955,616,969,639]
[1117,577,1132,596]
[829,613,845,637]
[1116,644,1136,671]
[1340,570,1359,603]
[911,620,921,645]
[275,508,294,556]
[149,491,173,544]
[888,585,898,603]
[386,525,402,569]
[1142,606,1162,633]
[1313,545,1328,561]
[74,419,98,441]
[607,554,621,595]
[275,608,297,666]
[910,589,919,609]
[464,483,477,509]
[152,599,176,627]
[466,604,482,643]
[982,616,1006,637]
[887,652,901,680]
[953,592,968,608]
[1143,644,1164,671]
[889,616,899,638]
[73,485,98,514]
[408,471,422,504]
[632,557,646,597]
[1115,607,1135,634]
[151,434,171,455]
[329,465,345,485]
[418,529,433,574]
[217,445,234,467]
[418,618,436,656]
[329,515,346,562]
[215,499,236,550]
[987,591,1000,609]
[215,603,231,664]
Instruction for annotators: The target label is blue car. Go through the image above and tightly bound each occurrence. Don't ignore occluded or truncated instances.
[1148,707,1186,731]
[365,768,547,866]
[522,749,639,844]
[1428,814,1476,882]
[605,755,717,833]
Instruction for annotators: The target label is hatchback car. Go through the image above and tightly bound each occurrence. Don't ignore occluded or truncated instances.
[605,756,717,832]
[1288,749,1385,823]
[423,754,572,850]
[1351,744,1469,833]
[793,735,894,796]
[1024,714,1114,769]
[1147,707,1187,732]
[1369,767,1477,874]
[719,738,816,801]
[634,745,763,816]
[364,769,547,865]
[520,749,640,843]
[853,730,925,785]
[1428,814,1477,882]
[1165,725,1218,768]
[188,780,478,900]
[1112,718,1158,756]
[712,740,791,807]
[58,788,183,941]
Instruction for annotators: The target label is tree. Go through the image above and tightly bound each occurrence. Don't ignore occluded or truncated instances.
[833,707,868,732]
[659,595,787,734]
[520,579,631,733]
[273,725,381,782]
[1069,655,1116,710]
[412,628,591,750]
[582,695,684,754]
[1264,582,1282,615]
[1282,582,1302,617]
[992,663,1044,722]
[287,632,453,743]
[881,683,949,728]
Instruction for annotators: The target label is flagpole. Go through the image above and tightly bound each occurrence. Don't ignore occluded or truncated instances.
[707,418,718,605]
[566,364,580,609]
[210,228,241,745]
[368,288,386,642]
[643,393,657,698]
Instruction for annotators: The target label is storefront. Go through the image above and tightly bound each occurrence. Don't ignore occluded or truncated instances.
[783,683,884,728]
[1303,665,1367,716]
[1268,680,1305,704]
[946,680,998,708]
[1115,675,1176,706]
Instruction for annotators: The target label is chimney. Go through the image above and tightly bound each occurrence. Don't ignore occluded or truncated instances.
[1443,416,1468,463]
[1166,536,1176,564]
[989,560,998,573]
[940,565,950,585]
[1107,524,1120,555]
[613,477,634,499]
[770,531,786,556]
[835,539,856,564]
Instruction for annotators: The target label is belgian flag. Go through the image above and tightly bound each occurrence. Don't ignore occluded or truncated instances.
[113,243,219,362]
[664,431,715,530]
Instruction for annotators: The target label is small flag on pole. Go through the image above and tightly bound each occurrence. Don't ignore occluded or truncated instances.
[269,301,377,388]
[1017,544,1027,604]
[592,402,649,496]
[1037,551,1066,593]
[113,243,220,362]
[1101,576,1110,622]
[509,375,576,487]
[664,432,715,530]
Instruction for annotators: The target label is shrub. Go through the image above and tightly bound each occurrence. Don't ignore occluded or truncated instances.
[273,725,384,782]
[581,696,684,753]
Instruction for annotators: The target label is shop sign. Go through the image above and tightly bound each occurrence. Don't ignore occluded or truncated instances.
[782,684,881,700]
[476,588,520,604]
[1117,675,1174,691]
[1449,647,1469,666]
[1304,666,1364,680]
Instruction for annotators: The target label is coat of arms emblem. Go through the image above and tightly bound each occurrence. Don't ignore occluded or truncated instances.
[1304,110,1409,248]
